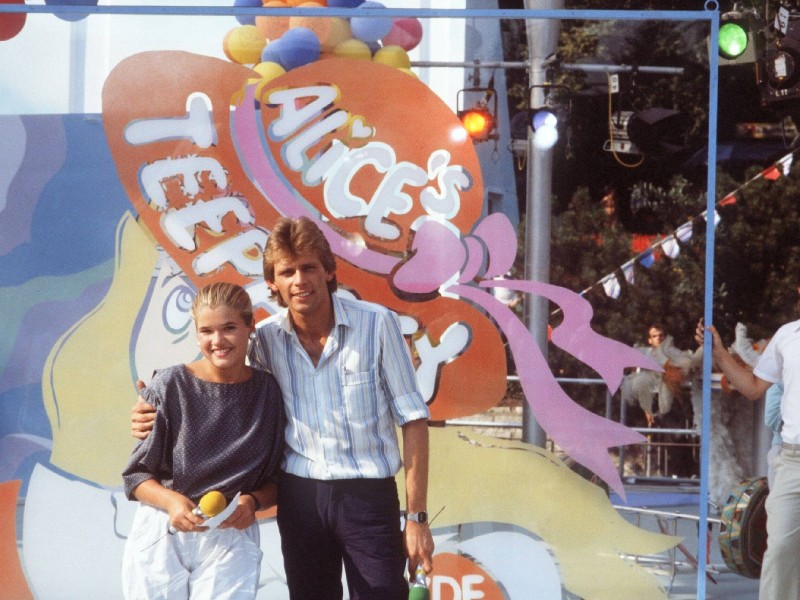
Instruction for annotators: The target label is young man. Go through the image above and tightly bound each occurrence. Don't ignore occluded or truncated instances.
[697,318,800,600]
[647,323,666,350]
[132,217,434,600]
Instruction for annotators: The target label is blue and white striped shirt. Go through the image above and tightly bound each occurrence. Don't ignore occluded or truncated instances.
[249,294,430,480]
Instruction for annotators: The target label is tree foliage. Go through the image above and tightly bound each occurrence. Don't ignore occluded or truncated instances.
[503,2,800,385]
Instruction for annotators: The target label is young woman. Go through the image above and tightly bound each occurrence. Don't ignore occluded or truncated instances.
[121,282,284,599]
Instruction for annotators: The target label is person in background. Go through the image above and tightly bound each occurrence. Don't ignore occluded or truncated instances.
[647,323,666,350]
[765,382,784,490]
[122,282,285,600]
[132,217,434,600]
[697,317,800,600]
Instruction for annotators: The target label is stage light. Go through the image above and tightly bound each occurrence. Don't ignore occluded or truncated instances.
[530,107,559,150]
[456,86,498,143]
[718,7,763,65]
[459,106,495,141]
[757,9,800,108]
[720,22,748,59]
[626,107,686,158]
[527,84,571,152]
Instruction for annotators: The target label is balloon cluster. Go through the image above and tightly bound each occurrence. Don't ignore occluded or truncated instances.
[223,0,424,86]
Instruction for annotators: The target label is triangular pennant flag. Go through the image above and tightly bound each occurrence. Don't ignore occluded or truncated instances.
[719,193,737,206]
[763,165,781,181]
[639,249,655,268]
[622,261,635,284]
[602,274,621,299]
[779,153,794,175]
[662,235,680,259]
[703,210,721,228]
[675,222,693,243]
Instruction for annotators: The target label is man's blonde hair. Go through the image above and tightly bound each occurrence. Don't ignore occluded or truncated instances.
[262,217,337,308]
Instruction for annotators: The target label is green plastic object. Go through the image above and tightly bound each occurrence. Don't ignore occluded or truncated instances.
[408,567,429,600]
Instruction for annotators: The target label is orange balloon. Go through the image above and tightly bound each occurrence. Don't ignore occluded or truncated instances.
[289,3,330,46]
[319,17,351,54]
[256,0,290,40]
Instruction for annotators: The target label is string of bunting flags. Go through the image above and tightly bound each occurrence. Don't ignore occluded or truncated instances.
[579,147,798,301]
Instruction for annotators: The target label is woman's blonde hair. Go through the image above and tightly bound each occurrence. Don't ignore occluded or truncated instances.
[191,282,254,326]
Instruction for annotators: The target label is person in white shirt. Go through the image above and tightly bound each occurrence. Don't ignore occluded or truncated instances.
[697,318,800,600]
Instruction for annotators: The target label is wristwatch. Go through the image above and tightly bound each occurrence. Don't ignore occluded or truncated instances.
[405,511,428,524]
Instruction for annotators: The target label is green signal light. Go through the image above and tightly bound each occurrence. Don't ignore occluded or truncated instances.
[719,22,749,59]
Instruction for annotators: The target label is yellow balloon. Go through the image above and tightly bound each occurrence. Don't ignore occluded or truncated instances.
[254,61,286,80]
[223,25,266,65]
[373,45,411,69]
[253,62,287,92]
[333,38,372,61]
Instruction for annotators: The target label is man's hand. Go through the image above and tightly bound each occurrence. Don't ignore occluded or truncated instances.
[131,379,156,440]
[694,318,706,348]
[694,319,725,369]
[694,318,723,352]
[404,520,434,576]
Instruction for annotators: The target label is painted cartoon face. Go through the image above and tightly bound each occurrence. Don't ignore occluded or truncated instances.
[268,250,335,320]
[194,305,253,378]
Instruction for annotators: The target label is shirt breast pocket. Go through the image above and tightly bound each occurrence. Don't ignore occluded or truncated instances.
[342,369,380,422]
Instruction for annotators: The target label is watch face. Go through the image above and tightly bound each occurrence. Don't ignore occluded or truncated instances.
[409,511,427,523]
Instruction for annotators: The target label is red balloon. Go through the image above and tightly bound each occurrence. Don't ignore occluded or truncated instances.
[381,17,423,51]
[0,0,26,42]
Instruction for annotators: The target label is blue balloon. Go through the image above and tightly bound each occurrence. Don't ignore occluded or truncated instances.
[328,0,365,6]
[233,0,261,26]
[44,0,98,22]
[350,1,393,43]
[278,27,321,71]
[261,39,285,68]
